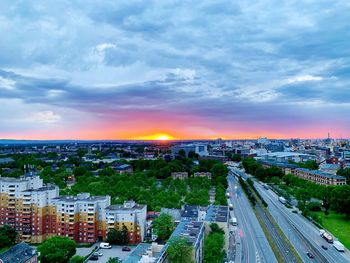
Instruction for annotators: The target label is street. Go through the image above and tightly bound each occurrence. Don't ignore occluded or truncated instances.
[228,172,278,263]
[254,181,350,263]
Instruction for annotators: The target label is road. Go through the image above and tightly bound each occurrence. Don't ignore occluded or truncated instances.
[254,181,350,263]
[227,172,278,263]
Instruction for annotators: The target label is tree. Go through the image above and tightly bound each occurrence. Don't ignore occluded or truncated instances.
[178,149,186,158]
[167,237,194,263]
[204,224,225,263]
[152,214,174,241]
[0,225,18,249]
[107,258,121,263]
[38,236,76,263]
[121,225,129,244]
[68,255,85,263]
[331,186,350,218]
[337,168,350,184]
[231,154,241,162]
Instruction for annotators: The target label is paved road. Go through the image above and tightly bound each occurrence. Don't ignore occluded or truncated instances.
[228,173,277,263]
[254,180,350,263]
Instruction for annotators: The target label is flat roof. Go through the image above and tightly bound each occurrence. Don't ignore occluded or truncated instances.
[262,152,315,158]
[295,168,346,180]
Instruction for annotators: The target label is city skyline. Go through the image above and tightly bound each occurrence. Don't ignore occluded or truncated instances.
[1,1,350,140]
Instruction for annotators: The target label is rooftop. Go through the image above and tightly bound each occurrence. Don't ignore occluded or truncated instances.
[205,205,229,223]
[296,168,346,180]
[169,221,204,247]
[53,193,108,202]
[0,242,37,263]
[261,151,315,158]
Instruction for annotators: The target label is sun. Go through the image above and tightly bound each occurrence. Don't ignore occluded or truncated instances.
[154,134,172,141]
[135,133,175,140]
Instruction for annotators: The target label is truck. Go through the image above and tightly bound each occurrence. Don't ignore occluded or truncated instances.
[278,196,286,204]
[333,241,345,252]
[230,217,238,226]
[319,229,334,243]
[229,203,233,210]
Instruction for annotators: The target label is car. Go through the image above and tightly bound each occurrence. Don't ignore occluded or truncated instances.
[122,246,131,251]
[307,252,314,259]
[321,245,328,250]
[93,252,103,257]
[89,254,99,261]
[114,257,122,263]
[99,242,112,249]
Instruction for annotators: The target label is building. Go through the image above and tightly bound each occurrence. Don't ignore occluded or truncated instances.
[181,205,200,221]
[319,163,340,175]
[52,193,111,243]
[259,160,299,175]
[171,172,188,180]
[112,164,133,174]
[168,221,205,263]
[194,172,212,179]
[259,152,316,163]
[293,168,346,186]
[204,205,229,251]
[342,151,350,166]
[0,242,37,263]
[0,175,59,243]
[0,157,15,164]
[124,242,166,263]
[105,200,147,244]
[171,144,209,157]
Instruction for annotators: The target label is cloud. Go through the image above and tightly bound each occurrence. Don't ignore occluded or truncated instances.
[286,75,324,83]
[0,0,350,138]
[0,76,15,90]
[31,111,61,123]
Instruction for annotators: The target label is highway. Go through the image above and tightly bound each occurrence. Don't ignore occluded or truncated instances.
[231,166,350,263]
[254,181,350,263]
[227,173,278,263]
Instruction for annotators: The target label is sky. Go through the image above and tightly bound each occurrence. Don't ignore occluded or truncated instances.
[0,0,350,140]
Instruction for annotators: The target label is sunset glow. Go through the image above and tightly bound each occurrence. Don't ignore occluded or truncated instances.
[136,134,175,141]
[0,1,350,140]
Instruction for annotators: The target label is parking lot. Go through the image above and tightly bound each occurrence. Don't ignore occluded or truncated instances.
[85,245,136,263]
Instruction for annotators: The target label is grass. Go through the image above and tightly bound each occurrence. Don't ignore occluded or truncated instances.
[314,211,350,249]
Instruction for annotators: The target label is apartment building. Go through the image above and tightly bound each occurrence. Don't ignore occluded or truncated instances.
[105,200,147,244]
[193,172,212,179]
[0,175,59,243]
[171,172,188,180]
[293,168,346,186]
[52,193,111,243]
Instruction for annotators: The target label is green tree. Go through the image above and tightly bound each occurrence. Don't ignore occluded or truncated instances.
[167,237,194,263]
[0,225,18,249]
[178,149,186,158]
[204,223,225,263]
[121,225,129,244]
[331,186,350,218]
[68,255,85,263]
[107,258,121,263]
[153,214,174,241]
[38,236,76,263]
[337,168,350,184]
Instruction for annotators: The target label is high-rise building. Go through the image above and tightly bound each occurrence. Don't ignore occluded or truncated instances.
[52,193,111,243]
[0,175,59,243]
[106,200,147,243]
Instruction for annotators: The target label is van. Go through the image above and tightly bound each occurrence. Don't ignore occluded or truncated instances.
[100,242,112,249]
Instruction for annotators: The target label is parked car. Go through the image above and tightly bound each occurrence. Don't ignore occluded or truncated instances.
[321,245,328,250]
[93,252,103,256]
[122,246,131,251]
[100,242,112,249]
[89,254,99,261]
[307,252,314,259]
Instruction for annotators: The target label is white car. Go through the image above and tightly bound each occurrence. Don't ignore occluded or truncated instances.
[99,242,112,249]
[93,252,103,257]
